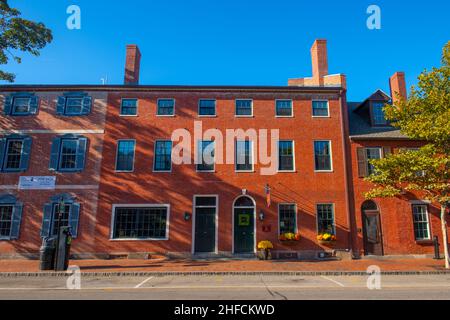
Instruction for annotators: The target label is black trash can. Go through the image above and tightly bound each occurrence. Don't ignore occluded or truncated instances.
[55,227,72,271]
[39,237,56,271]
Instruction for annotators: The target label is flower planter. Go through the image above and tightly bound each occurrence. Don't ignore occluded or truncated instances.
[318,240,336,246]
[258,248,272,260]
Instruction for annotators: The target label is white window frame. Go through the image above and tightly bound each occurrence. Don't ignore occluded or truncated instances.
[316,203,336,235]
[275,99,294,118]
[110,204,170,241]
[314,140,334,172]
[119,98,139,117]
[12,97,32,115]
[235,140,255,173]
[191,195,219,254]
[196,140,215,173]
[198,99,217,117]
[278,203,298,235]
[372,101,388,126]
[277,140,296,172]
[312,99,330,118]
[64,96,84,116]
[412,204,431,241]
[152,139,173,173]
[114,139,136,173]
[156,98,176,117]
[235,99,254,118]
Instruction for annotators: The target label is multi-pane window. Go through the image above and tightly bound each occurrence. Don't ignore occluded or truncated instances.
[372,102,387,125]
[12,97,31,114]
[279,204,297,234]
[65,97,83,115]
[0,205,13,238]
[154,140,172,172]
[235,99,253,116]
[366,147,381,175]
[120,99,138,116]
[113,206,168,239]
[199,99,216,116]
[412,205,430,240]
[275,100,293,117]
[317,204,335,234]
[51,204,71,236]
[197,140,215,172]
[59,139,78,170]
[312,100,329,117]
[157,99,175,116]
[278,140,294,171]
[4,140,23,170]
[235,140,253,171]
[115,140,135,172]
[314,141,332,171]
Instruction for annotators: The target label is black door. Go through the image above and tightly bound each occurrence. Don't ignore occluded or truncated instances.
[194,207,216,253]
[363,210,384,256]
[234,208,255,253]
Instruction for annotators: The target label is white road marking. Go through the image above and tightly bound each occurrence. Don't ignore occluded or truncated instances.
[134,276,154,288]
[321,276,346,287]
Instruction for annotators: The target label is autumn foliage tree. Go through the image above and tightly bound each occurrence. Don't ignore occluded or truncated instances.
[365,41,450,268]
[0,0,52,82]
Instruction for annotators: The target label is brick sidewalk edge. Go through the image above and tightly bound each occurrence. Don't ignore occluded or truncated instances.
[1,270,450,277]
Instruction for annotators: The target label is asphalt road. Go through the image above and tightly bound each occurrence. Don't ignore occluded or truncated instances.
[0,274,449,300]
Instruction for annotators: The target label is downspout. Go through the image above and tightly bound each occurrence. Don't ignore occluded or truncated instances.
[338,88,359,259]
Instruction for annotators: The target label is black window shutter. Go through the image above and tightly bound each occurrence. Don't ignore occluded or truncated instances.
[357,147,368,178]
[29,96,39,114]
[56,96,66,115]
[3,96,13,115]
[40,204,53,238]
[0,138,5,170]
[19,137,32,172]
[49,137,61,171]
[81,96,92,115]
[69,203,80,238]
[10,203,23,240]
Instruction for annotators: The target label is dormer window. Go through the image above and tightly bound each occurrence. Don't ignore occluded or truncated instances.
[372,102,387,126]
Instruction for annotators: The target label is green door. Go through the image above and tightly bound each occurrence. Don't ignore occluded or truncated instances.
[234,208,255,253]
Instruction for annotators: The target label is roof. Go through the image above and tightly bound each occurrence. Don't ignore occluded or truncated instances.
[347,101,409,140]
[0,84,344,93]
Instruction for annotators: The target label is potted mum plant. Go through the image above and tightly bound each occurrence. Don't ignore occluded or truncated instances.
[257,240,273,260]
[279,232,301,244]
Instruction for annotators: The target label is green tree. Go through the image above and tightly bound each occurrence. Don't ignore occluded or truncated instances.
[365,41,450,269]
[0,0,52,82]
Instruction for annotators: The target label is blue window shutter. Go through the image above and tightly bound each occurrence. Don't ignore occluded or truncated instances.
[56,96,66,115]
[10,203,23,240]
[69,203,80,238]
[29,96,39,114]
[81,96,92,115]
[75,137,87,171]
[40,204,53,238]
[19,137,32,172]
[3,96,12,115]
[49,137,61,171]
[0,138,5,170]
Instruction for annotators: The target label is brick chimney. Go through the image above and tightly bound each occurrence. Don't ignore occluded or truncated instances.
[311,39,328,84]
[124,45,141,85]
[389,72,407,105]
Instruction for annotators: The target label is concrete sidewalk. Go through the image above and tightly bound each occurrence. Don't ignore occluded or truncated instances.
[0,257,448,275]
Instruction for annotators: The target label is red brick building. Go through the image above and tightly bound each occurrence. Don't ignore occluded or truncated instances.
[0,40,448,259]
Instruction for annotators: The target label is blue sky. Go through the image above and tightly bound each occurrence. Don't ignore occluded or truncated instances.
[3,0,449,100]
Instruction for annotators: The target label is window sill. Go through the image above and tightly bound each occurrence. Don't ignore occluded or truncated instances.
[314,170,334,173]
[235,115,254,118]
[119,114,138,117]
[415,239,433,245]
[275,115,294,118]
[277,170,297,173]
[235,170,255,173]
[198,115,217,118]
[312,115,330,118]
[110,238,169,241]
[152,170,172,173]
[115,170,134,173]
[156,114,175,117]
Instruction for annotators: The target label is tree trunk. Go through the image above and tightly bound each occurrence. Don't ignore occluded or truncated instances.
[440,205,450,269]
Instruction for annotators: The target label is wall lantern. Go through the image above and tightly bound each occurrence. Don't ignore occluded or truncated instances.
[184,212,191,221]
[259,210,265,221]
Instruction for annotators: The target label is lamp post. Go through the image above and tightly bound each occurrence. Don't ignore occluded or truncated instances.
[54,196,65,271]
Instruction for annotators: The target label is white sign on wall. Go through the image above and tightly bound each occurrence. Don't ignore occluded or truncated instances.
[18,176,56,190]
